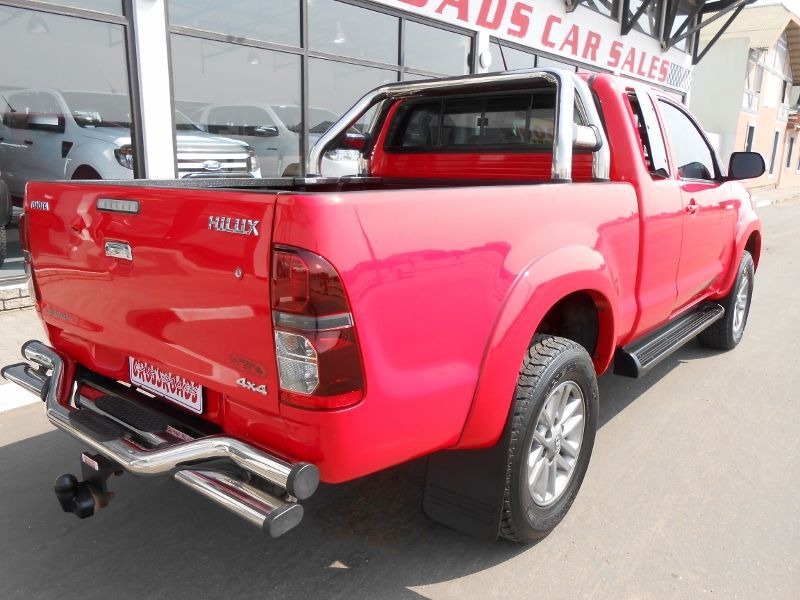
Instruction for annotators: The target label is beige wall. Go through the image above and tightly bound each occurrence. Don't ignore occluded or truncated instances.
[734,102,788,190]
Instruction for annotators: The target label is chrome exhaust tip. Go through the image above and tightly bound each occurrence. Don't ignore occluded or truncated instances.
[175,470,304,537]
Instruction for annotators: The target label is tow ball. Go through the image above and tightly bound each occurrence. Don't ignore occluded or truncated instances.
[54,453,123,519]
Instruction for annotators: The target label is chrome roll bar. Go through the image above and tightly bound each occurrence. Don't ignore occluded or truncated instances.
[308,68,610,182]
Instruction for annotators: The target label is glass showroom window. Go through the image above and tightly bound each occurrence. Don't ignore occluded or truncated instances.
[627,0,662,39]
[488,42,537,72]
[309,0,399,65]
[170,36,302,178]
[0,5,135,199]
[45,1,122,14]
[309,58,398,132]
[168,0,300,46]
[404,21,472,76]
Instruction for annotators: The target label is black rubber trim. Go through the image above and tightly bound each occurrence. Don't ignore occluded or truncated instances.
[286,463,320,501]
[94,395,168,433]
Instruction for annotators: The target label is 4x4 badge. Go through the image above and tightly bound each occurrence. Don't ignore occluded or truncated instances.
[208,215,260,237]
[236,377,267,395]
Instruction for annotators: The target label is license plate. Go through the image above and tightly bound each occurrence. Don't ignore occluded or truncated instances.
[128,357,203,414]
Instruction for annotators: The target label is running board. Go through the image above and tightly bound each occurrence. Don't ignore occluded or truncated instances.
[614,303,724,378]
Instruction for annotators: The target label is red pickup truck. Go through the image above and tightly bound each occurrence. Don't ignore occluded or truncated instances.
[3,69,763,542]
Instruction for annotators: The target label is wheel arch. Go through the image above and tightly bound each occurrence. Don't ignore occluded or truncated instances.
[455,245,618,449]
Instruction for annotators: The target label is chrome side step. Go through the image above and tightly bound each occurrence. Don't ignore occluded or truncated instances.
[1,340,318,536]
[614,302,725,378]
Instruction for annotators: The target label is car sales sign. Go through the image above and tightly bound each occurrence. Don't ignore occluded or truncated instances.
[374,0,692,92]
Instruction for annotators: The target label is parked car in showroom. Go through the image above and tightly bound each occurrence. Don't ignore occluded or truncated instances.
[196,102,361,177]
[0,89,261,202]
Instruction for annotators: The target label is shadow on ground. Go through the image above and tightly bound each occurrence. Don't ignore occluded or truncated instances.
[0,340,718,600]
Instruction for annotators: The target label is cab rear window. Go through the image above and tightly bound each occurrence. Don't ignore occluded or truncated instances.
[385,90,585,152]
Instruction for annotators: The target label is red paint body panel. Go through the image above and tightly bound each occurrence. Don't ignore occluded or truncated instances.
[24,73,762,483]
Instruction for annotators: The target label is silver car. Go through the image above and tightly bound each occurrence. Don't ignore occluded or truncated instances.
[197,103,361,177]
[0,89,261,200]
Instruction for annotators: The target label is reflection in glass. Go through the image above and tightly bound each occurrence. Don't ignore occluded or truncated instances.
[0,7,133,195]
[489,41,504,72]
[168,0,300,47]
[584,0,617,19]
[171,36,302,177]
[309,0,399,64]
[536,56,578,71]
[48,1,122,14]
[404,21,471,75]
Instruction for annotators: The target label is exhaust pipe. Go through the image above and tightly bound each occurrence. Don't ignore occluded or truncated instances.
[175,470,304,537]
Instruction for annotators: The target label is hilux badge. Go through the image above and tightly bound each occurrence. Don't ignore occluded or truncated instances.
[208,215,260,237]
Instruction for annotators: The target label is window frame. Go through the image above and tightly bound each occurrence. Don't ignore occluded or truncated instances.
[656,97,722,182]
[383,87,591,155]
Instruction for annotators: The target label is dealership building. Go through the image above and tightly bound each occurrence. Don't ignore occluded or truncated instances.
[0,0,751,181]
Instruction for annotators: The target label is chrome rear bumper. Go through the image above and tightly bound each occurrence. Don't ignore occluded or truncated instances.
[2,340,318,536]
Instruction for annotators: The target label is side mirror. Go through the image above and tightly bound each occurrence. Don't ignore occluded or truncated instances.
[27,114,65,134]
[727,151,765,180]
[335,130,368,152]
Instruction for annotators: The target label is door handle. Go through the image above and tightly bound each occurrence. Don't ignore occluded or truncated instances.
[23,139,33,146]
[685,199,700,215]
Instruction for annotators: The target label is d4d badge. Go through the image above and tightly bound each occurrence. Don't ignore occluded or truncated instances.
[208,215,260,236]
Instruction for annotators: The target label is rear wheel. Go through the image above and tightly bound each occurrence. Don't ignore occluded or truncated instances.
[698,251,754,351]
[500,335,598,543]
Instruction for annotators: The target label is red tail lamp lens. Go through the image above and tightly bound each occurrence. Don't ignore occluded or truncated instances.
[271,246,365,410]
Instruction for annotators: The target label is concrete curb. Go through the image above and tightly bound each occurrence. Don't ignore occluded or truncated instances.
[0,283,33,312]
[751,191,800,209]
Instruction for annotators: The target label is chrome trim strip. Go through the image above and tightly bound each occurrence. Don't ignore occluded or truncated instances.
[307,68,610,182]
[13,341,320,500]
[272,311,354,332]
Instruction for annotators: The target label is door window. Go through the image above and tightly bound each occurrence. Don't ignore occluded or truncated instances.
[657,100,717,181]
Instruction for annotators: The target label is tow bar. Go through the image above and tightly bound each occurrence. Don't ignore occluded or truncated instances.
[2,340,319,537]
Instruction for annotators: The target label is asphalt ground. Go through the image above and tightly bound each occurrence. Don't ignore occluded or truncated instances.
[0,199,798,599]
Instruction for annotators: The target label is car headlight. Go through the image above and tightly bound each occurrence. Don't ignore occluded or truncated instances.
[324,149,360,162]
[114,145,135,170]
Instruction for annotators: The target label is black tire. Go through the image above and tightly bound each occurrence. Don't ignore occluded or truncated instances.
[698,251,754,351]
[500,335,598,543]
[0,225,6,268]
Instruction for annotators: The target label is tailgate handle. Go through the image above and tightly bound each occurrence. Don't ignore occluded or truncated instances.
[105,240,133,261]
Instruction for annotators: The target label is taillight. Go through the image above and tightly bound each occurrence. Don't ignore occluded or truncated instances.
[19,211,41,302]
[271,246,364,410]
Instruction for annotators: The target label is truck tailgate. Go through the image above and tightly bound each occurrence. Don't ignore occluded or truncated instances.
[25,182,281,418]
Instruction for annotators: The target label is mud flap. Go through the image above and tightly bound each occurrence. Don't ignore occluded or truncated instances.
[422,421,512,540]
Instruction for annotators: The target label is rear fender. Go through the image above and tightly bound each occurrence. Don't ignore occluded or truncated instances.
[455,245,618,449]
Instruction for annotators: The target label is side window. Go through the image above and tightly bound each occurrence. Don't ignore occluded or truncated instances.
[657,100,717,181]
[2,93,30,129]
[627,92,669,177]
[395,100,440,148]
[387,89,586,151]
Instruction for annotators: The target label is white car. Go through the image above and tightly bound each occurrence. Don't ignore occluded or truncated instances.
[0,89,261,200]
[196,103,361,177]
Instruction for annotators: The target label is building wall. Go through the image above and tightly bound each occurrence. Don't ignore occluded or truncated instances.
[690,37,749,163]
